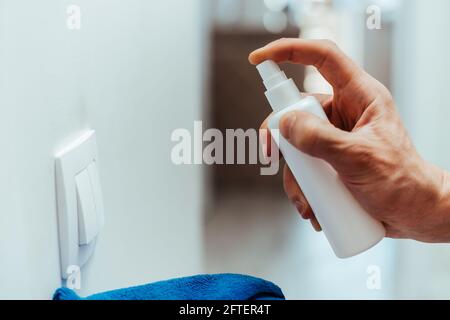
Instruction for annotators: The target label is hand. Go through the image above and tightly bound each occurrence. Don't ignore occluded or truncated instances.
[249,38,450,243]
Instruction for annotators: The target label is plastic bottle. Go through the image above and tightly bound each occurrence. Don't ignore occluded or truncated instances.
[256,60,385,258]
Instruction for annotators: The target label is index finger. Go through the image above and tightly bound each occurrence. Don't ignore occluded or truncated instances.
[249,38,362,90]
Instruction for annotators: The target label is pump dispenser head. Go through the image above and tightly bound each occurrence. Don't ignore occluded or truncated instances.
[256,60,288,90]
[256,60,303,111]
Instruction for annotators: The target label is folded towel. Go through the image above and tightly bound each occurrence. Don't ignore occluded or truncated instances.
[53,274,285,300]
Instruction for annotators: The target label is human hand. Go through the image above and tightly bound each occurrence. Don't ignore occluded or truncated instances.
[250,38,450,243]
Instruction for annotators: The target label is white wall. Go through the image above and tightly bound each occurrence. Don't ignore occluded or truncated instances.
[0,0,206,299]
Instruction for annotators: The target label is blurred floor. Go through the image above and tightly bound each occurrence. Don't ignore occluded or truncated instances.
[205,189,397,299]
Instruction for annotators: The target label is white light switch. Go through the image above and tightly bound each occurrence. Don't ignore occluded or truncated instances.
[55,130,105,279]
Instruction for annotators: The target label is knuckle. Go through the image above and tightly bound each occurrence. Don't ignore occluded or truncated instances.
[274,37,292,45]
[381,89,395,108]
[320,39,339,53]
[373,81,395,107]
[321,39,337,48]
[315,39,340,69]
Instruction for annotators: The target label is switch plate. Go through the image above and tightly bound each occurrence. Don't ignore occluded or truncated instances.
[55,130,105,279]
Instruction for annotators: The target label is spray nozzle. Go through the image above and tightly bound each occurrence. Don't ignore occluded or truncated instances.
[256,60,288,91]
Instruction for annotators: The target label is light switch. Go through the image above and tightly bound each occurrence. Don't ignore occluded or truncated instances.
[76,167,99,246]
[55,130,105,279]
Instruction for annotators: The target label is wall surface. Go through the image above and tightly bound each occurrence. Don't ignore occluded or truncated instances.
[0,0,206,299]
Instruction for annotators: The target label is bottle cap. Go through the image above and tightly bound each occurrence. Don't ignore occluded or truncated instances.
[256,60,288,91]
[256,60,302,111]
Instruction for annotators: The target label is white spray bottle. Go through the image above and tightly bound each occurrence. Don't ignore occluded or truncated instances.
[256,60,385,258]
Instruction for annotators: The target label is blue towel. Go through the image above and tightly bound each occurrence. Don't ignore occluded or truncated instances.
[53,274,285,300]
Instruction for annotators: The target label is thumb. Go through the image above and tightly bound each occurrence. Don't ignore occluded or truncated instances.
[279,111,353,170]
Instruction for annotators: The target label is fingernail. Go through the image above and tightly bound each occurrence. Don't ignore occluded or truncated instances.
[280,113,297,141]
[311,220,323,232]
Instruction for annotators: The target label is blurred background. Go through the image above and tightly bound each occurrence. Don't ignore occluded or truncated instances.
[1,0,450,299]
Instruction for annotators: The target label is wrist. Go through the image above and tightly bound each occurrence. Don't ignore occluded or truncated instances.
[426,164,450,242]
